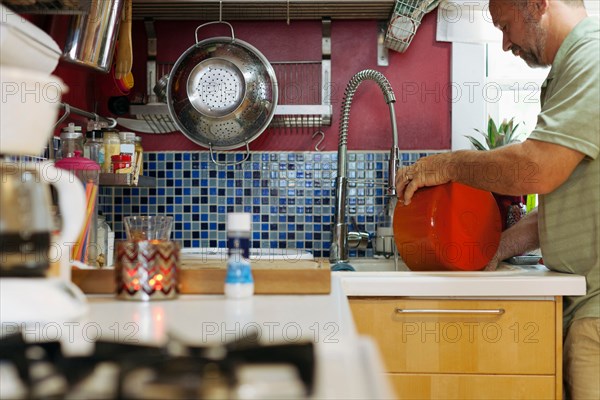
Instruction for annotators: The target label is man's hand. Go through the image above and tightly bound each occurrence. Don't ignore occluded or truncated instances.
[484,209,540,271]
[395,153,455,205]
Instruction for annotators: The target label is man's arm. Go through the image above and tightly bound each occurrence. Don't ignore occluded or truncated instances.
[484,208,540,271]
[396,139,586,205]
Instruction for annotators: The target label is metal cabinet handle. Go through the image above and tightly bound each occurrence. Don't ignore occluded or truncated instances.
[395,308,505,315]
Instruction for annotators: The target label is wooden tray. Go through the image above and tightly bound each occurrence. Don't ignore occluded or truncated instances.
[72,259,331,295]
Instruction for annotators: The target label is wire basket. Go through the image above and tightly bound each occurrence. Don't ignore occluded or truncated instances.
[385,0,439,53]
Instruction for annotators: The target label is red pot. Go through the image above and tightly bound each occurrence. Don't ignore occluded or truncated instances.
[393,182,502,271]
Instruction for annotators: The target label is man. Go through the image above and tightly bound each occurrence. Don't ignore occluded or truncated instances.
[395,0,599,398]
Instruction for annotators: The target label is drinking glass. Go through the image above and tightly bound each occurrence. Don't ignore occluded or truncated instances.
[124,216,173,241]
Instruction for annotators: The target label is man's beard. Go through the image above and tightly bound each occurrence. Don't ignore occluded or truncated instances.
[513,16,549,68]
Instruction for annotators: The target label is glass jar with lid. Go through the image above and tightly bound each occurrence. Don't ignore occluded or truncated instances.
[83,129,104,166]
[102,128,120,173]
[119,132,136,158]
[59,123,84,159]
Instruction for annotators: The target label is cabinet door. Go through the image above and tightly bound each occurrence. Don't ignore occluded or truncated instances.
[387,373,555,400]
[350,298,557,374]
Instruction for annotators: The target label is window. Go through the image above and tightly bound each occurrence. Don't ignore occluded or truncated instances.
[445,0,598,150]
[484,43,549,141]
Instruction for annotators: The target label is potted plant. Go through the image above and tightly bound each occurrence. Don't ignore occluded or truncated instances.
[466,116,524,150]
[465,116,528,230]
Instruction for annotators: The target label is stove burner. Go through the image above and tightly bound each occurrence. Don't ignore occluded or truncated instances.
[0,331,314,399]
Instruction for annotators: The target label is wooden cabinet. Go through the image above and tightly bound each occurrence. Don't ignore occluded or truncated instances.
[349,297,563,400]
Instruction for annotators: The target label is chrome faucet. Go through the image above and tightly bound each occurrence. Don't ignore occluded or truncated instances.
[329,69,400,267]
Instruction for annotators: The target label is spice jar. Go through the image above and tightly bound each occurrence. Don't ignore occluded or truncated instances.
[102,129,120,173]
[111,154,132,174]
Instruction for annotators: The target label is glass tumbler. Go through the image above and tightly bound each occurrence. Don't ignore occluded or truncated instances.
[124,216,173,241]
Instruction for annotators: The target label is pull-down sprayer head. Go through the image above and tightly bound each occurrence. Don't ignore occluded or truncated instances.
[330,69,400,266]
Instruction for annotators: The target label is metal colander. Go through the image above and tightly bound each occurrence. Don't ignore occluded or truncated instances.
[167,21,278,158]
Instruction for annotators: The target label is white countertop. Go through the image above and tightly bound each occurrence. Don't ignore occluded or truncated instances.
[338,263,587,297]
[41,276,394,400]
[0,263,587,399]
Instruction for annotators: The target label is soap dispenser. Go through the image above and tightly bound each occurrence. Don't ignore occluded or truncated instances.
[375,196,397,258]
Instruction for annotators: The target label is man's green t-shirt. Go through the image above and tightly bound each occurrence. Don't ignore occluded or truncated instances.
[529,17,600,328]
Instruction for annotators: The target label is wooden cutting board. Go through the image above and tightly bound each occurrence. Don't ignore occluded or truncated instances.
[71,259,330,295]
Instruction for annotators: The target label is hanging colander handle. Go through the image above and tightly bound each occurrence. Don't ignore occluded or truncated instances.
[209,142,251,166]
[195,21,236,44]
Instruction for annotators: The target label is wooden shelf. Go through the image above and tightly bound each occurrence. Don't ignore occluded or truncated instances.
[99,173,156,187]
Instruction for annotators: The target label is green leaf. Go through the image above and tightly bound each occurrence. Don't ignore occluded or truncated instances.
[496,132,506,146]
[464,135,489,151]
[506,118,515,134]
[506,118,523,144]
[487,116,499,148]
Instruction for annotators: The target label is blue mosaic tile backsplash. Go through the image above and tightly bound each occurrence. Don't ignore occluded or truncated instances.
[98,150,438,258]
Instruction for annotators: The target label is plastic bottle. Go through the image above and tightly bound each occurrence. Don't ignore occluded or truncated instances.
[83,129,105,166]
[59,123,84,159]
[102,128,120,173]
[225,212,254,298]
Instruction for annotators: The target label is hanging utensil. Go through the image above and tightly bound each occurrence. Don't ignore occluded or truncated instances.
[166,20,278,164]
[124,20,176,134]
[114,0,133,80]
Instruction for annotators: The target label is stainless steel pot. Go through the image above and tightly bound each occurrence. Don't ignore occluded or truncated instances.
[167,21,278,164]
[62,0,124,72]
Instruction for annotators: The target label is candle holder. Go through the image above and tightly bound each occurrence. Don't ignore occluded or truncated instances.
[116,240,180,301]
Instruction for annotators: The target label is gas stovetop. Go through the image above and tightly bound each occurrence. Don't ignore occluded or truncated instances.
[0,331,314,399]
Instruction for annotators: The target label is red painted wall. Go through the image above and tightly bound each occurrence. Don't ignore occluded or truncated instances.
[49,11,451,152]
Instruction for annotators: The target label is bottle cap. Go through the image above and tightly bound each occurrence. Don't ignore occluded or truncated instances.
[119,132,136,142]
[227,212,251,232]
[60,122,82,139]
[86,129,104,139]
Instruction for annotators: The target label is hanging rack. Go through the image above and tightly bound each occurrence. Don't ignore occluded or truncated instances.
[55,103,117,129]
[49,103,117,159]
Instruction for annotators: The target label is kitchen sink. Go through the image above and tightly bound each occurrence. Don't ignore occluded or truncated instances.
[343,258,549,275]
[346,257,409,272]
